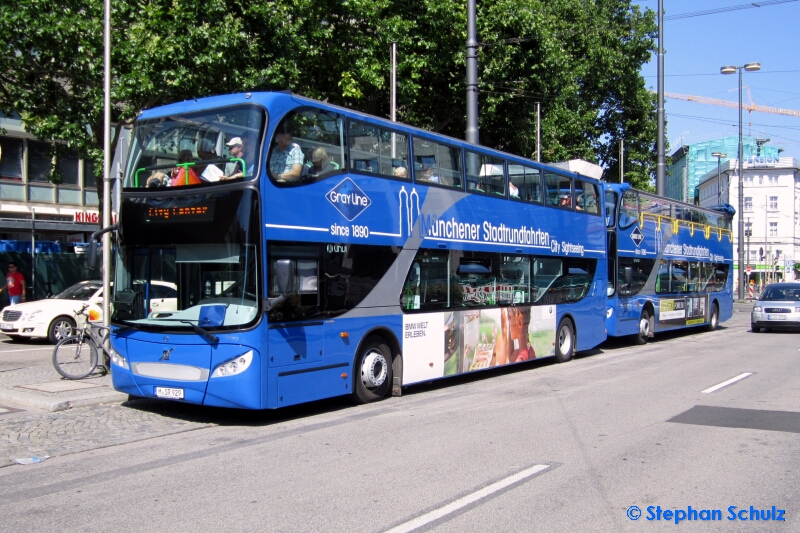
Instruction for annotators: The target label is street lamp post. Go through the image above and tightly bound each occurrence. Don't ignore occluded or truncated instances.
[721,62,760,300]
[711,151,726,204]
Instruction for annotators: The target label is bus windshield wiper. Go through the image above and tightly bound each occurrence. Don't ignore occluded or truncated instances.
[179,320,219,344]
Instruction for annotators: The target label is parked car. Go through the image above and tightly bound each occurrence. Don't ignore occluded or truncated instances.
[0,280,177,343]
[751,282,800,333]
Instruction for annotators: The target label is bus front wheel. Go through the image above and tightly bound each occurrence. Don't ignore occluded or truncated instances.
[631,310,651,345]
[555,319,575,363]
[354,336,393,404]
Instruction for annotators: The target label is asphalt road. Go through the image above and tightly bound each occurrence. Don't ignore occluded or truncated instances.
[2,304,798,532]
[0,336,55,372]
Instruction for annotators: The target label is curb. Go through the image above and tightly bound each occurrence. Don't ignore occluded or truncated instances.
[0,387,128,412]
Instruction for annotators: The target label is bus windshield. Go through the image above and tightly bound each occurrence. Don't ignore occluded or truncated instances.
[125,104,265,189]
[113,189,261,330]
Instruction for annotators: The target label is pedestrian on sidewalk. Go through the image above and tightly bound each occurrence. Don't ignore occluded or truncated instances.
[0,262,26,304]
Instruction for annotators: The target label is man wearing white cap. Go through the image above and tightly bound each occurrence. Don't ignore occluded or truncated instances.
[269,130,304,182]
[223,137,246,180]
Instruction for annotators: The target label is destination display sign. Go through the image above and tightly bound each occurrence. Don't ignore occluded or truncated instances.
[145,204,215,223]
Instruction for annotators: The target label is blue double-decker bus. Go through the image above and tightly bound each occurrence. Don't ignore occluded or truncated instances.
[108,92,609,409]
[603,183,735,344]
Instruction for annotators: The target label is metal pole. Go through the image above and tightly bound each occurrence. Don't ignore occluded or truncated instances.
[30,209,35,300]
[620,139,624,183]
[737,68,745,300]
[716,157,721,204]
[390,41,397,158]
[102,0,111,326]
[465,0,479,144]
[746,218,750,287]
[536,101,541,162]
[656,0,665,195]
[390,42,397,122]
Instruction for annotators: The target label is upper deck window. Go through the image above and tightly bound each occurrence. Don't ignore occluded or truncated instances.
[270,107,346,185]
[126,104,265,189]
[412,137,463,189]
[348,120,410,179]
[465,150,505,196]
[545,172,573,209]
[575,180,599,215]
[508,164,542,203]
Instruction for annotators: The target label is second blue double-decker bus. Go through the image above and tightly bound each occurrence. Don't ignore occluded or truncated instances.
[108,92,609,409]
[603,183,735,344]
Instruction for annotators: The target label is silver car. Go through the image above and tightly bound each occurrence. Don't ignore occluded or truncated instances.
[751,282,800,332]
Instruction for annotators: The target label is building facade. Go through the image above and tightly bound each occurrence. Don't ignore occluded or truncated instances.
[0,114,105,244]
[666,136,779,204]
[696,156,800,290]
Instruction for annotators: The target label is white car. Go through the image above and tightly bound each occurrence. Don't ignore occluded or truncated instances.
[0,280,177,343]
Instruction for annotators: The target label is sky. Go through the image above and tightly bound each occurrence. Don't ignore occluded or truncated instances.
[635,0,800,157]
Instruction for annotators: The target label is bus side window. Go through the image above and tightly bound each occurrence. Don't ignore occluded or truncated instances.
[508,164,542,203]
[412,137,463,189]
[348,121,410,179]
[465,150,505,196]
[401,250,450,310]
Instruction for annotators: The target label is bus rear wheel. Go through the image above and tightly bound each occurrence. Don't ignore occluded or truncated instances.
[555,318,575,363]
[631,310,651,345]
[354,336,393,404]
[705,303,719,332]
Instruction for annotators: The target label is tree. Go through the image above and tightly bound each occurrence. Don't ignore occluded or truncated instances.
[0,0,659,215]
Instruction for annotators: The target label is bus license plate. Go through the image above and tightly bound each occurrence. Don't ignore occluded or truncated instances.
[155,387,184,399]
[0,323,13,330]
[767,315,786,320]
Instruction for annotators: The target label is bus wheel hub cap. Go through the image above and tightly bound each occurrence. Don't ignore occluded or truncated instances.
[361,351,387,388]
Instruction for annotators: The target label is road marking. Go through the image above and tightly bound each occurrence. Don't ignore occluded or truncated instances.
[383,464,550,533]
[702,373,753,394]
[0,347,54,353]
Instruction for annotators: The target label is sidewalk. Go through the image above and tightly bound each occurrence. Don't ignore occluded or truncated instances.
[0,364,127,413]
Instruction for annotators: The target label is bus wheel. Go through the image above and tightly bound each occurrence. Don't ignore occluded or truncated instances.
[555,319,575,363]
[354,336,393,403]
[631,310,651,345]
[705,303,719,332]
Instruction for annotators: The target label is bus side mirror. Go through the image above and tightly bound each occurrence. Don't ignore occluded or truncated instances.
[86,224,118,269]
[624,266,633,286]
[87,240,98,268]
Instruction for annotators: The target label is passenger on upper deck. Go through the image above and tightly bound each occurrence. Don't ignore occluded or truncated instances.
[509,181,519,198]
[270,131,304,182]
[307,148,339,177]
[420,164,440,184]
[222,137,247,180]
[145,151,202,187]
[170,150,202,186]
[195,138,223,182]
[393,166,407,178]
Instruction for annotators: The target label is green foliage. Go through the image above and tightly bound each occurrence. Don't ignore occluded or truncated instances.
[0,0,659,206]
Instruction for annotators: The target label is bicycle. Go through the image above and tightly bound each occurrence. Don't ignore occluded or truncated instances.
[52,304,111,380]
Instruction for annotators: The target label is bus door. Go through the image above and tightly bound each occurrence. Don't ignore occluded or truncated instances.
[267,245,327,404]
[605,188,618,299]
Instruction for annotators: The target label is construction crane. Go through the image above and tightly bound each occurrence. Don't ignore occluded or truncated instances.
[661,90,800,118]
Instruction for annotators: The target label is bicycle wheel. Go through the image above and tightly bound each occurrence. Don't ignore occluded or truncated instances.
[53,335,98,380]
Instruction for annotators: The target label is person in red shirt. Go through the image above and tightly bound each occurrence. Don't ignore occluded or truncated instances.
[0,262,26,304]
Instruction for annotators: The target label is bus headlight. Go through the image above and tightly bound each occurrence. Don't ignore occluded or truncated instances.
[109,347,128,369]
[211,350,253,378]
[606,308,613,318]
